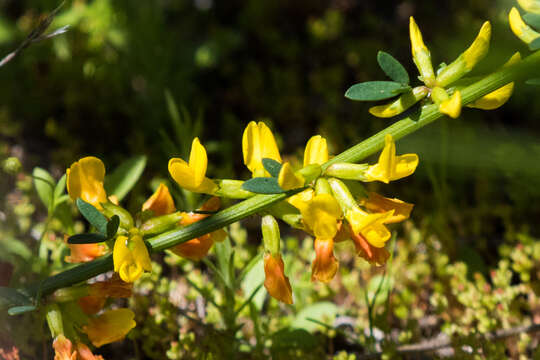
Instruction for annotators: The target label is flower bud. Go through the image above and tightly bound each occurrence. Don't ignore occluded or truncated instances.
[46,303,64,338]
[101,202,134,229]
[263,253,293,304]
[304,135,328,166]
[311,238,339,283]
[261,215,280,256]
[142,183,175,216]
[409,17,436,87]
[296,164,322,184]
[324,163,369,181]
[328,178,358,213]
[215,179,254,199]
[140,211,183,236]
[2,157,22,175]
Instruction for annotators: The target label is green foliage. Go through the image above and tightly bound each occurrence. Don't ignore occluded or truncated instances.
[104,155,147,201]
[76,198,108,234]
[242,177,284,194]
[377,51,409,85]
[345,81,410,101]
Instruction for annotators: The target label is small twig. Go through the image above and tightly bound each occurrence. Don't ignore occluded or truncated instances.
[357,322,540,359]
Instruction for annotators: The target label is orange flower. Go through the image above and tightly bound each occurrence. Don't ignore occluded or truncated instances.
[263,253,293,304]
[79,276,133,315]
[76,343,104,360]
[53,335,76,360]
[83,309,136,347]
[142,183,176,216]
[361,192,413,224]
[65,235,106,263]
[348,224,390,266]
[77,296,106,315]
[311,238,339,283]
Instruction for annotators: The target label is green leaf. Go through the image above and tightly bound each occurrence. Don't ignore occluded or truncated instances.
[240,256,266,310]
[377,51,409,84]
[345,81,410,101]
[242,177,284,194]
[0,287,32,308]
[67,233,107,244]
[8,305,37,316]
[76,198,108,234]
[366,274,394,306]
[106,215,120,239]
[271,328,318,351]
[33,167,55,211]
[104,155,147,201]
[53,174,66,207]
[292,302,338,332]
[526,78,540,85]
[529,37,540,51]
[262,158,282,177]
[523,13,540,29]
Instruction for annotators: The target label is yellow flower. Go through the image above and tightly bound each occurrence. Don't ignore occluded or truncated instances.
[369,86,429,118]
[277,162,304,190]
[361,192,414,224]
[263,253,293,304]
[299,193,342,239]
[347,224,390,266]
[518,0,540,13]
[439,90,462,119]
[311,238,339,283]
[509,7,540,44]
[304,135,328,166]
[142,183,176,216]
[346,207,393,248]
[364,134,418,184]
[242,121,282,177]
[83,309,136,347]
[66,157,107,209]
[168,138,217,194]
[409,17,436,87]
[113,231,152,283]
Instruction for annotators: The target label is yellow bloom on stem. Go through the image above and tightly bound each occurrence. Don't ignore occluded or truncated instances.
[304,135,328,166]
[263,253,293,304]
[409,17,436,87]
[168,138,217,194]
[66,157,107,209]
[439,90,462,119]
[361,192,414,224]
[509,7,540,44]
[113,231,152,283]
[364,134,418,184]
[53,335,76,360]
[76,342,104,360]
[311,238,339,283]
[83,309,136,347]
[242,121,282,177]
[142,183,176,216]
[347,224,390,266]
[300,193,342,239]
[346,207,393,248]
[277,162,304,190]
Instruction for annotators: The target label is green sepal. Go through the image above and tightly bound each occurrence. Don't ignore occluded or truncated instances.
[242,177,284,194]
[529,37,540,51]
[262,158,282,177]
[345,81,410,101]
[377,51,409,84]
[523,13,540,29]
[106,215,120,239]
[67,233,108,244]
[100,202,134,229]
[8,305,37,316]
[76,198,108,234]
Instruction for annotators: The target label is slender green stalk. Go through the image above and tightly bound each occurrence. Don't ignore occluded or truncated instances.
[26,50,540,298]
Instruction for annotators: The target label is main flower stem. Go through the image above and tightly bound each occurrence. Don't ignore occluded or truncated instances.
[27,50,540,299]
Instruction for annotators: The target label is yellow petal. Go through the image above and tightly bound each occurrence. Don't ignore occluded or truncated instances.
[394,154,419,180]
[303,135,328,166]
[518,0,540,14]
[409,17,436,87]
[242,121,281,176]
[362,192,414,224]
[113,236,130,273]
[462,21,491,71]
[83,309,136,347]
[169,157,217,194]
[439,90,462,119]
[302,193,342,239]
[369,86,429,118]
[142,183,176,216]
[188,137,207,187]
[346,207,392,248]
[364,134,395,183]
[509,7,540,44]
[287,188,314,214]
[132,234,152,272]
[277,162,305,191]
[66,156,107,208]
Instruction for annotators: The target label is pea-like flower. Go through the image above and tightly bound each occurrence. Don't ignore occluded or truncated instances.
[242,121,282,177]
[169,138,218,194]
[66,156,107,209]
[304,135,329,166]
[263,253,293,304]
[82,309,136,347]
[52,335,76,360]
[142,182,176,216]
[113,230,152,283]
[509,7,540,45]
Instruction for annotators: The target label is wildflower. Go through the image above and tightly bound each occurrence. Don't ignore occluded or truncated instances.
[348,226,390,266]
[361,192,413,224]
[364,134,418,184]
[439,90,462,119]
[277,162,304,190]
[83,309,136,347]
[65,236,106,264]
[76,343,104,360]
[142,183,175,216]
[312,238,339,282]
[409,16,436,87]
[242,121,282,177]
[113,229,152,283]
[304,135,328,166]
[171,197,227,260]
[53,335,76,360]
[346,207,393,248]
[169,138,218,194]
[369,86,429,118]
[517,0,540,13]
[263,253,293,304]
[509,7,540,44]
[66,157,107,209]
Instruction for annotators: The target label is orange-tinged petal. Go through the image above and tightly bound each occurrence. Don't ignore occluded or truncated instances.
[362,192,414,224]
[83,309,136,347]
[263,253,293,304]
[77,295,106,315]
[142,183,176,216]
[66,157,107,209]
[88,275,133,298]
[65,236,106,264]
[311,238,339,283]
[349,225,390,266]
[53,335,77,360]
[304,135,329,166]
[171,234,214,260]
[76,343,104,360]
[346,207,393,248]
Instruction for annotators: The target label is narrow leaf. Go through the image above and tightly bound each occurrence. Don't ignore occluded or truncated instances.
[33,167,55,210]
[262,158,282,177]
[242,177,284,194]
[67,233,107,244]
[53,174,66,207]
[526,78,540,85]
[377,51,409,84]
[529,37,540,51]
[106,215,120,239]
[76,198,108,234]
[8,305,37,316]
[523,13,540,29]
[0,287,32,307]
[104,156,147,201]
[345,81,410,101]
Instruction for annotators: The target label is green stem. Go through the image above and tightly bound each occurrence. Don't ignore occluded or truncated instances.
[26,50,540,298]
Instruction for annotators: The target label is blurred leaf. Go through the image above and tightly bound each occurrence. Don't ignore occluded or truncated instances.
[241,256,266,310]
[0,237,32,261]
[526,78,540,85]
[76,198,107,234]
[262,158,282,177]
[345,81,410,101]
[215,237,233,287]
[367,275,394,306]
[523,13,540,29]
[529,37,540,51]
[271,328,318,351]
[33,167,55,211]
[53,174,66,206]
[242,177,284,194]
[106,215,120,239]
[0,287,32,308]
[104,155,147,201]
[377,51,409,84]
[8,305,37,316]
[67,233,107,244]
[292,302,338,332]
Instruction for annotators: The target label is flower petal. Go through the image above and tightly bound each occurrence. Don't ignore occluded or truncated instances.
[304,135,328,166]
